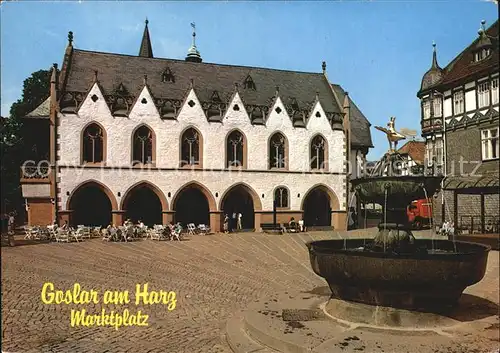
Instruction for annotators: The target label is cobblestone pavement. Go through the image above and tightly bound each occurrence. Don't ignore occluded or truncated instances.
[1,230,498,353]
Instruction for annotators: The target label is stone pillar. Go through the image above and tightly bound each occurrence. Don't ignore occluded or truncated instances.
[58,210,72,226]
[210,211,222,233]
[332,212,347,231]
[254,212,262,232]
[163,211,174,225]
[112,210,125,226]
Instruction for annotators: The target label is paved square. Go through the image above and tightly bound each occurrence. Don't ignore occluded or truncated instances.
[1,231,498,353]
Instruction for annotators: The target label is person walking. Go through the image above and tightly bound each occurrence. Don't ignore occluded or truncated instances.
[237,212,242,231]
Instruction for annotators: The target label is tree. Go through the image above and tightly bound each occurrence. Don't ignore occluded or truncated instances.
[1,69,51,218]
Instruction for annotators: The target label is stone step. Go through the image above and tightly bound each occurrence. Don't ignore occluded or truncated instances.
[226,312,277,353]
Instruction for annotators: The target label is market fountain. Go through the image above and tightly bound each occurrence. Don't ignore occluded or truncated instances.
[226,118,496,353]
[307,117,491,312]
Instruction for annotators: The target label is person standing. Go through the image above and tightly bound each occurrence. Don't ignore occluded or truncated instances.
[231,212,237,233]
[237,212,242,231]
[8,213,15,235]
[7,213,16,246]
[348,207,355,230]
[223,214,229,234]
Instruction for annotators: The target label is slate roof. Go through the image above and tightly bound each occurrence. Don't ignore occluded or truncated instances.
[331,84,373,148]
[61,49,342,124]
[419,20,499,94]
[397,140,425,165]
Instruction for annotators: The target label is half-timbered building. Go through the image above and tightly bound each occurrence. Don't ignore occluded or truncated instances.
[417,19,499,233]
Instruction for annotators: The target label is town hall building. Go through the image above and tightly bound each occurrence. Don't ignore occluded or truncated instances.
[20,21,372,232]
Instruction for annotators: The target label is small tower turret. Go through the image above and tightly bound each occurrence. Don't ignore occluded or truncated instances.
[185,22,202,63]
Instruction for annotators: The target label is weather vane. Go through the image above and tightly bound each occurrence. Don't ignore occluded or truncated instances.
[375,116,406,153]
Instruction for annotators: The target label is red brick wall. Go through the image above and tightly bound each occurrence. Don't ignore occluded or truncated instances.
[28,199,53,226]
[259,211,303,225]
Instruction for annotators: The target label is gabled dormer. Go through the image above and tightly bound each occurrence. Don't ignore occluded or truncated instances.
[108,82,131,117]
[473,20,493,63]
[161,67,175,83]
[243,75,256,90]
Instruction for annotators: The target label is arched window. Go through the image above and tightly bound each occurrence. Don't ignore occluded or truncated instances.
[274,187,289,208]
[181,128,200,167]
[132,125,153,165]
[269,132,286,169]
[82,123,104,164]
[310,135,326,170]
[226,130,245,168]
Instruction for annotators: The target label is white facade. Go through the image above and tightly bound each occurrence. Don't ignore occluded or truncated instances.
[56,82,347,215]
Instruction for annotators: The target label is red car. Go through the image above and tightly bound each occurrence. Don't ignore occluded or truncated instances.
[407,199,433,229]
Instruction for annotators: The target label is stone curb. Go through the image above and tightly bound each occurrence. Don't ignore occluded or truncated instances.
[226,312,276,353]
[244,312,309,353]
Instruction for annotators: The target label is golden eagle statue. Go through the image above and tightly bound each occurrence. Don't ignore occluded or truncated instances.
[375,116,406,153]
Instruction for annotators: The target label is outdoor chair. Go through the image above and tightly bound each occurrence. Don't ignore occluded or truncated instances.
[32,227,45,240]
[55,229,70,243]
[48,227,58,241]
[123,226,135,242]
[77,226,92,239]
[102,229,112,241]
[71,228,84,242]
[24,226,35,240]
[159,227,171,241]
[37,227,50,240]
[136,226,148,238]
[198,224,210,235]
[145,227,155,240]
[187,223,197,235]
[150,229,160,241]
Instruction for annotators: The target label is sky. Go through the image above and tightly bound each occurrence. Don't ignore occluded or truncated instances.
[1,1,498,159]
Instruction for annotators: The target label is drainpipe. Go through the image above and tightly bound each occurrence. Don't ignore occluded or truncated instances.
[49,63,59,224]
[273,200,277,229]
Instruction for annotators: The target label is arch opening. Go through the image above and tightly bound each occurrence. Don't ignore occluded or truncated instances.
[302,186,335,227]
[220,185,256,230]
[174,186,210,226]
[122,185,162,226]
[69,183,112,227]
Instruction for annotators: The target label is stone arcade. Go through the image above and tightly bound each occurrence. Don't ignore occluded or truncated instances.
[20,21,373,232]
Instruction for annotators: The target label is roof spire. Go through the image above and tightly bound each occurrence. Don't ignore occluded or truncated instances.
[68,31,73,46]
[431,41,440,69]
[185,22,202,63]
[139,18,153,58]
[322,61,326,74]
